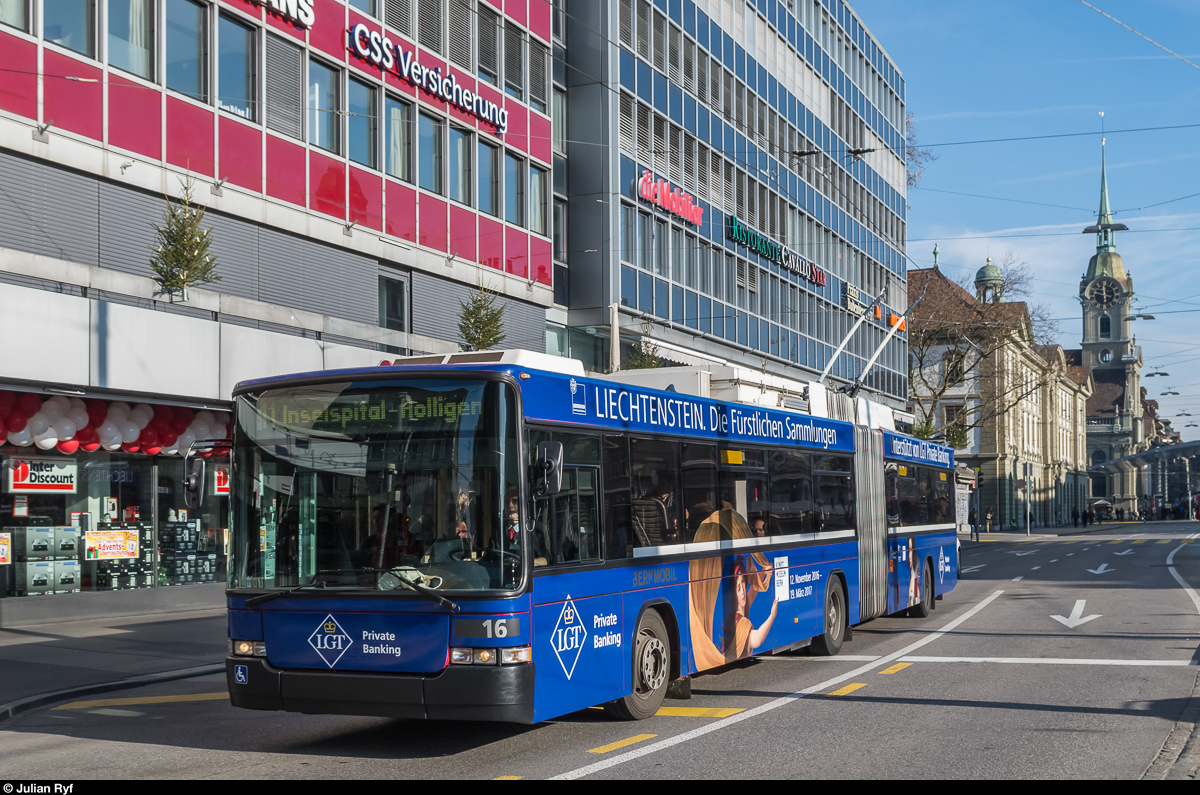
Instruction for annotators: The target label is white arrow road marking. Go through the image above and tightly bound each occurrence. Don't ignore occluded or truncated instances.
[1114,550,1135,556]
[961,564,986,573]
[1051,600,1101,629]
[1088,563,1114,575]
[1008,551,1038,557]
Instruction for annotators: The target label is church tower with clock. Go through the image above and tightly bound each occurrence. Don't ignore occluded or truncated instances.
[1079,144,1145,513]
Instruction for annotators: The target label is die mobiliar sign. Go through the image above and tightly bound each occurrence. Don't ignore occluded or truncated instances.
[635,170,704,226]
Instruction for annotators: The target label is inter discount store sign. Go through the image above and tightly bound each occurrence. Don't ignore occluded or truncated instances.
[6,457,78,494]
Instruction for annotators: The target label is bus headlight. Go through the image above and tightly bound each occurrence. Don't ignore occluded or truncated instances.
[231,640,267,656]
[501,646,532,665]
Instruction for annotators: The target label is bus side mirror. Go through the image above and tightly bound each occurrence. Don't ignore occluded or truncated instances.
[183,458,206,510]
[534,441,564,496]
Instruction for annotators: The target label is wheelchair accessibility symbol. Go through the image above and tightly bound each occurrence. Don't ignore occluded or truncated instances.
[234,665,248,685]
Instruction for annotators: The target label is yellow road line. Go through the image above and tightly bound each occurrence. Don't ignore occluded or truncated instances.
[1157,540,1171,544]
[879,662,912,675]
[828,683,866,696]
[493,776,522,780]
[1133,539,1148,544]
[588,734,658,754]
[54,693,227,710]
[655,706,744,718]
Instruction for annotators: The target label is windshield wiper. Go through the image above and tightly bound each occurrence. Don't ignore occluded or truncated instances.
[316,567,462,614]
[244,579,328,608]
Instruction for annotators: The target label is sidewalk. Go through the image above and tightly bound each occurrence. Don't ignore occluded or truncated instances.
[0,607,227,720]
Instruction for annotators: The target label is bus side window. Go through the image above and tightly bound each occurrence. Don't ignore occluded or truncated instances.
[682,443,718,541]
[602,435,632,559]
[629,438,683,547]
[769,449,812,536]
[898,466,918,526]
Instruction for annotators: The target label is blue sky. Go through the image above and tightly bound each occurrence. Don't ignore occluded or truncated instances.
[852,0,1200,435]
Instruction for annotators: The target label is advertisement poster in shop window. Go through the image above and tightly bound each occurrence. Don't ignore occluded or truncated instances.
[85,530,139,560]
[0,533,10,565]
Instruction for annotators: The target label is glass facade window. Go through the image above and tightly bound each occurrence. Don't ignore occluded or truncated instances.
[552,89,567,152]
[448,126,471,205]
[166,0,207,101]
[504,152,524,226]
[44,0,95,57]
[553,199,566,261]
[385,95,411,181]
[478,141,499,216]
[418,112,444,194]
[218,16,256,121]
[349,0,377,17]
[308,58,340,153]
[349,77,378,168]
[529,165,547,235]
[378,275,407,331]
[0,0,28,32]
[108,0,154,79]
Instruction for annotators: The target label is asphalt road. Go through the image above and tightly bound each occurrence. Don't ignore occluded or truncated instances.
[2,521,1198,780]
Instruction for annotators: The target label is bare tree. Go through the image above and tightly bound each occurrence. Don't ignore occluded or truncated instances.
[905,112,936,188]
[907,264,1065,447]
[952,250,1061,345]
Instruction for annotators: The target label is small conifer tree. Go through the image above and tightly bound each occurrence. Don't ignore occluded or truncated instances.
[149,175,220,299]
[458,284,507,351]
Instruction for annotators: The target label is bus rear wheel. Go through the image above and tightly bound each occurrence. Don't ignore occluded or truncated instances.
[604,610,670,720]
[909,561,934,618]
[810,578,846,657]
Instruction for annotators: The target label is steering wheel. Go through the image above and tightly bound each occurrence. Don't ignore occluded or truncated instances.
[448,547,468,562]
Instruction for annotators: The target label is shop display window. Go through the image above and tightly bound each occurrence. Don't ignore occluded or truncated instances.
[0,393,231,599]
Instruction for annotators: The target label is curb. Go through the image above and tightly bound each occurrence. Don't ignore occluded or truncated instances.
[1144,667,1200,780]
[0,663,225,722]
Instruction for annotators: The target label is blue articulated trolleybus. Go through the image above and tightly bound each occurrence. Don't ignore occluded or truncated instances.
[206,350,958,723]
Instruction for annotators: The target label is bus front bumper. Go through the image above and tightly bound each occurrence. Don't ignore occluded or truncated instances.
[225,657,535,723]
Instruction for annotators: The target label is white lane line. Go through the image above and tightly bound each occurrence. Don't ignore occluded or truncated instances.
[1012,576,1024,581]
[1167,544,1200,617]
[758,655,883,662]
[900,656,1197,667]
[551,590,1005,781]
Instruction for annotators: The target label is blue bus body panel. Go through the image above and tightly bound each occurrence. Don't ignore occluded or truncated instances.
[529,539,858,722]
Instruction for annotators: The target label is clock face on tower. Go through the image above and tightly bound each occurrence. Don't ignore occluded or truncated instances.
[1088,277,1123,309]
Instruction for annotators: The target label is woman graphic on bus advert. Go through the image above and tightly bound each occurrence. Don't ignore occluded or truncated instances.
[688,506,779,671]
[906,538,919,607]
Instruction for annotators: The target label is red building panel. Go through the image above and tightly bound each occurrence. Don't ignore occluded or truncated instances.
[448,67,478,129]
[309,0,348,61]
[505,0,526,27]
[0,32,37,120]
[530,0,551,43]
[43,52,102,141]
[265,9,306,40]
[530,236,552,286]
[478,216,504,271]
[477,83,504,138]
[419,194,448,252]
[385,181,417,243]
[349,167,382,231]
[108,75,161,159]
[506,226,528,278]
[504,102,527,153]
[529,112,551,165]
[449,205,478,262]
[310,150,346,218]
[265,135,306,205]
[218,116,262,191]
[165,96,215,176]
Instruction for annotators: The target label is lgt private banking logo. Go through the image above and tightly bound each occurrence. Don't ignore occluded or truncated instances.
[309,614,353,668]
[551,596,587,679]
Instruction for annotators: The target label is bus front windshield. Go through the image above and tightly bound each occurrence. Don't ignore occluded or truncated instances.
[229,378,522,595]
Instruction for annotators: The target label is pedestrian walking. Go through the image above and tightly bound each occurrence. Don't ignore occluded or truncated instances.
[1072,507,1079,528]
[984,507,993,534]
[969,506,980,542]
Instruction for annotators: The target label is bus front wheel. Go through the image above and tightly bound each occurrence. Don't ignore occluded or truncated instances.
[604,610,670,720]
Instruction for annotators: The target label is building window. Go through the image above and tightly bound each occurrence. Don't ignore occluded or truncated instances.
[447,0,472,71]
[108,0,155,79]
[1099,348,1112,363]
[478,140,499,216]
[350,0,378,18]
[529,40,548,112]
[552,89,567,152]
[0,0,29,32]
[166,0,207,101]
[379,275,408,331]
[309,58,340,152]
[1099,315,1111,339]
[265,33,303,139]
[218,15,257,121]
[417,0,443,55]
[553,199,567,261]
[44,0,95,58]
[504,151,524,226]
[418,112,444,194]
[477,5,500,86]
[385,95,412,181]
[504,23,524,101]
[528,165,547,235]
[349,77,378,168]
[448,126,472,204]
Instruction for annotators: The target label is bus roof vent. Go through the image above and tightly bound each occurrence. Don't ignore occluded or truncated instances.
[390,355,451,365]
[447,352,506,364]
[388,349,586,375]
